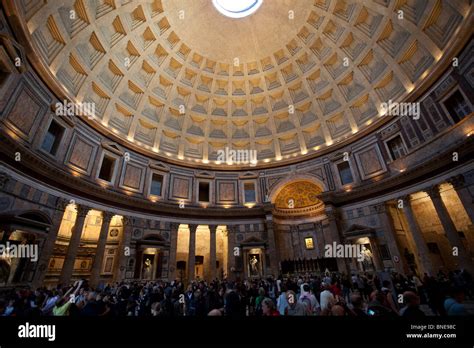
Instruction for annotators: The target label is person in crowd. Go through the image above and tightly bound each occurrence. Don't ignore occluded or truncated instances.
[53,280,83,316]
[224,283,241,318]
[341,274,352,303]
[41,290,60,315]
[208,308,223,316]
[444,287,468,316]
[261,298,279,316]
[400,291,425,318]
[299,283,320,315]
[349,293,367,316]
[254,287,266,316]
[276,284,289,315]
[0,268,471,318]
[79,291,100,316]
[319,283,335,314]
[285,290,307,316]
[329,279,342,298]
[184,284,195,316]
[380,280,399,315]
[331,304,346,316]
[367,290,396,317]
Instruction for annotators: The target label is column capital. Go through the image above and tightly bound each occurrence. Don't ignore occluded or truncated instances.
[372,203,387,214]
[209,225,218,233]
[188,224,198,233]
[265,220,274,230]
[0,172,11,190]
[263,202,274,213]
[448,174,466,190]
[399,195,413,207]
[227,225,239,234]
[325,205,339,221]
[123,216,133,227]
[170,222,180,232]
[425,185,441,199]
[102,211,114,223]
[76,205,91,217]
[55,197,70,212]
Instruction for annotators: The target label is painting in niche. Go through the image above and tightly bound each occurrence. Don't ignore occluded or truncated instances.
[305,237,314,250]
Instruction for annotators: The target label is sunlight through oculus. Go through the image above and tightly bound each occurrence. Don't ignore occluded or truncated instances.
[212,0,263,18]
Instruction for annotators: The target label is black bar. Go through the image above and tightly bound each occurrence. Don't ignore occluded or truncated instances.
[0,317,473,346]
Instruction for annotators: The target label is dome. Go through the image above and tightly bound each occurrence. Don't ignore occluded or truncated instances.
[11,0,468,168]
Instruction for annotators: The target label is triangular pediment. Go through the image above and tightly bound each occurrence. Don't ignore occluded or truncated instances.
[241,236,265,245]
[239,171,258,179]
[101,142,124,155]
[149,161,170,172]
[343,224,376,239]
[345,224,375,232]
[195,171,214,178]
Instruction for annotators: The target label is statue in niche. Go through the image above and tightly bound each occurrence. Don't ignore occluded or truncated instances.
[142,258,152,279]
[249,254,260,276]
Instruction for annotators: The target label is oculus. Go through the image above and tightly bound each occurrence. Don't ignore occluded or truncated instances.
[212,0,263,18]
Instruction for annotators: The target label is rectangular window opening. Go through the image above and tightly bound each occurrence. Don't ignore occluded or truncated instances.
[386,135,407,161]
[444,90,470,123]
[244,182,256,203]
[150,174,163,196]
[98,155,116,182]
[198,182,210,202]
[337,161,354,185]
[41,120,64,156]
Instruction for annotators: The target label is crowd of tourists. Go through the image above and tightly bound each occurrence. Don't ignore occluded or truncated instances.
[0,269,471,317]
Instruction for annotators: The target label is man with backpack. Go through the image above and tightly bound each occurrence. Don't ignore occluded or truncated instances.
[299,283,320,315]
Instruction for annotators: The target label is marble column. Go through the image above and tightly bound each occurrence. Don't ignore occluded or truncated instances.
[400,195,434,276]
[368,237,384,271]
[325,205,350,274]
[152,249,159,279]
[187,224,197,282]
[227,225,237,280]
[114,216,133,282]
[374,203,405,273]
[0,172,11,192]
[426,185,473,273]
[59,205,90,285]
[1,227,13,244]
[134,248,143,279]
[265,218,279,276]
[168,222,180,281]
[89,211,114,287]
[448,175,474,224]
[32,198,68,288]
[290,225,300,259]
[209,225,217,281]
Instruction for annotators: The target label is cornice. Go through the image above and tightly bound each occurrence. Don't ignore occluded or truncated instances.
[322,136,474,206]
[0,130,266,220]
